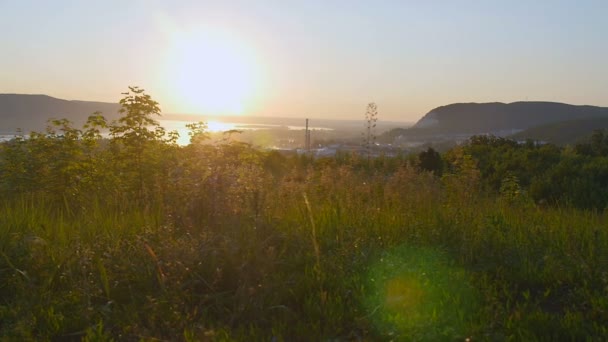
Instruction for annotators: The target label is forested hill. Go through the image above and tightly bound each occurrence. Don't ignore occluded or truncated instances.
[508,117,608,145]
[0,94,120,133]
[413,101,608,134]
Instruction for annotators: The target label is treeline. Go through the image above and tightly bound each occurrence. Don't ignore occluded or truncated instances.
[3,88,608,212]
[416,133,608,210]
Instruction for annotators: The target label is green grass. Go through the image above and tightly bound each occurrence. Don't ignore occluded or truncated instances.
[1,160,608,341]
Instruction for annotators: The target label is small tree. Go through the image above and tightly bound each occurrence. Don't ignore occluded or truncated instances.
[0,130,29,193]
[362,102,378,161]
[109,86,165,198]
[110,86,162,145]
[418,147,443,176]
[186,121,210,145]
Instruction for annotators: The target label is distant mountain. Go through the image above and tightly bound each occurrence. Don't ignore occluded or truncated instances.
[0,94,121,133]
[412,102,608,134]
[508,117,608,145]
[381,102,608,145]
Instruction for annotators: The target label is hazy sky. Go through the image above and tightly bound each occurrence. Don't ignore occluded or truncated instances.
[1,1,607,121]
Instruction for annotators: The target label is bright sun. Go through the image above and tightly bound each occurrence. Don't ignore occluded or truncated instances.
[162,29,260,115]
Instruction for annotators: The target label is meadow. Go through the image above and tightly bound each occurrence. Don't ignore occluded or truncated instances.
[1,89,607,341]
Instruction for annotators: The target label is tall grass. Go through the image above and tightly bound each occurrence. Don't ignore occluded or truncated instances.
[1,153,607,340]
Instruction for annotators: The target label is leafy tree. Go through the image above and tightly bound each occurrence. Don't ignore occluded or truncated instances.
[42,119,84,197]
[110,86,163,146]
[0,131,29,193]
[575,129,608,156]
[418,147,443,175]
[499,172,525,203]
[108,86,176,199]
[442,146,480,203]
[186,121,210,145]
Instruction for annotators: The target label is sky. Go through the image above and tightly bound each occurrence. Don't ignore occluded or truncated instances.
[0,1,607,122]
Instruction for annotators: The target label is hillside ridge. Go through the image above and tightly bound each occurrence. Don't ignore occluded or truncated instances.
[412,101,608,134]
[0,94,121,133]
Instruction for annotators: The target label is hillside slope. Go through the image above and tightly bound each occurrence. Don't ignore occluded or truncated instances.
[508,117,608,145]
[413,102,608,135]
[0,94,120,133]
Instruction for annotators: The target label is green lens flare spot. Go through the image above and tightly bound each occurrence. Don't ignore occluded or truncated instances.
[363,245,479,340]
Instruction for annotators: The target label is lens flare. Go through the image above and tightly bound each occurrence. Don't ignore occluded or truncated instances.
[363,245,479,340]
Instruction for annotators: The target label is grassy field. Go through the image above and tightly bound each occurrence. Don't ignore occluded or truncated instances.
[1,156,607,341]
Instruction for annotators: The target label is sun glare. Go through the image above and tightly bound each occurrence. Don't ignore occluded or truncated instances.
[206,120,237,132]
[162,29,261,116]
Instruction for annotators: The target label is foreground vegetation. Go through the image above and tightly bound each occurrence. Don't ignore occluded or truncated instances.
[1,89,608,341]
